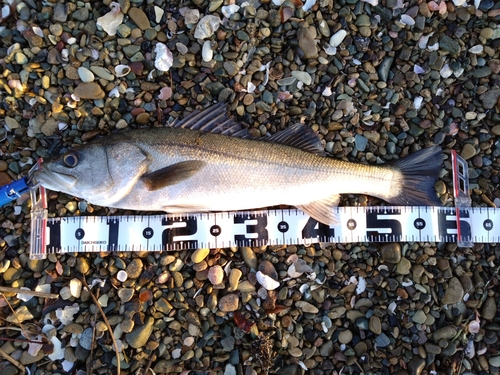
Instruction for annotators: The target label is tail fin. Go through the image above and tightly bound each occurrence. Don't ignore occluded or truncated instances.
[386,147,443,206]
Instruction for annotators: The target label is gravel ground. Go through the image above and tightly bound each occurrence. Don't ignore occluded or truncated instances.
[0,0,500,374]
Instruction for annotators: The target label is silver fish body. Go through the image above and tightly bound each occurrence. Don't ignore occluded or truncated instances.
[34,104,442,224]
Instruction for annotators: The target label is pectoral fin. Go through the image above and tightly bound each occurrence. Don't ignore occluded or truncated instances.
[296,194,341,225]
[142,160,206,191]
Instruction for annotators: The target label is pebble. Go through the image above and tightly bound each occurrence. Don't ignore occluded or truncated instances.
[128,7,150,30]
[240,247,257,270]
[191,248,210,263]
[338,330,353,344]
[407,357,426,375]
[219,293,239,312]
[482,296,497,320]
[442,277,464,304]
[380,243,401,263]
[126,317,155,348]
[77,67,95,83]
[208,265,224,285]
[412,310,427,324]
[125,258,143,279]
[396,257,412,275]
[228,268,242,291]
[74,82,105,100]
[90,66,115,81]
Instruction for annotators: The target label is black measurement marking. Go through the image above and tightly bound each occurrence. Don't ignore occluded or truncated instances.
[347,219,357,230]
[366,210,402,238]
[47,220,62,253]
[234,214,268,246]
[75,228,85,240]
[301,217,334,241]
[107,219,119,251]
[143,227,154,239]
[210,225,221,236]
[414,218,426,230]
[483,219,493,231]
[278,221,289,233]
[161,217,198,249]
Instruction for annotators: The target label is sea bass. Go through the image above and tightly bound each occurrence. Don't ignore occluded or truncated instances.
[34,104,443,225]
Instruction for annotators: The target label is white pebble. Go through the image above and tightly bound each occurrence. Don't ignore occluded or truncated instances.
[413,64,425,74]
[256,271,280,291]
[60,286,72,300]
[302,0,317,12]
[183,336,195,346]
[77,67,94,83]
[400,15,415,26]
[202,40,213,62]
[414,96,423,110]
[468,45,483,54]
[221,4,239,18]
[440,64,453,78]
[329,30,347,47]
[70,278,82,298]
[153,5,164,24]
[117,270,128,282]
[171,348,182,359]
[453,0,467,5]
[356,276,366,294]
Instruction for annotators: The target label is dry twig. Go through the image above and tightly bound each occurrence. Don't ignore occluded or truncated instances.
[0,286,59,299]
[0,347,26,373]
[80,277,121,375]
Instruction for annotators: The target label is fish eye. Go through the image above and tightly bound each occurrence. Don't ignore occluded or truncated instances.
[63,151,80,168]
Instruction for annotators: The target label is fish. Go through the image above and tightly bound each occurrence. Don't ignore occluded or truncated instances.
[34,103,443,225]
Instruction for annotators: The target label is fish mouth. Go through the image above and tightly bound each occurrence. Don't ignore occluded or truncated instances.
[33,167,78,192]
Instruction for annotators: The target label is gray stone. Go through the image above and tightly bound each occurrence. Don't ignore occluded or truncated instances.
[79,327,93,350]
[408,356,425,375]
[439,34,460,55]
[378,57,394,82]
[126,317,154,348]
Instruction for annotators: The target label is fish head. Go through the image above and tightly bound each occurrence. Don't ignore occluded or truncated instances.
[34,142,151,205]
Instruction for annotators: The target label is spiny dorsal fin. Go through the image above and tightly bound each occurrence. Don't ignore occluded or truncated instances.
[142,160,206,191]
[168,103,249,137]
[169,104,326,155]
[267,123,327,156]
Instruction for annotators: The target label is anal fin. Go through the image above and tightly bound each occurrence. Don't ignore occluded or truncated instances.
[296,194,340,225]
[142,160,206,191]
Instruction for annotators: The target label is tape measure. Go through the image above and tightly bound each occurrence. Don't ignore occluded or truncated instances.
[28,205,499,259]
[28,151,498,259]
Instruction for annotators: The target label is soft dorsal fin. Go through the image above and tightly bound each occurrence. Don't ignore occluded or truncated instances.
[267,123,327,156]
[168,102,249,137]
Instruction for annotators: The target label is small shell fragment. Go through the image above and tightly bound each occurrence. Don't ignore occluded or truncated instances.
[400,14,415,26]
[114,64,131,77]
[256,271,280,290]
[154,43,173,72]
[468,45,483,54]
[194,15,221,39]
[221,4,240,18]
[96,2,124,36]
